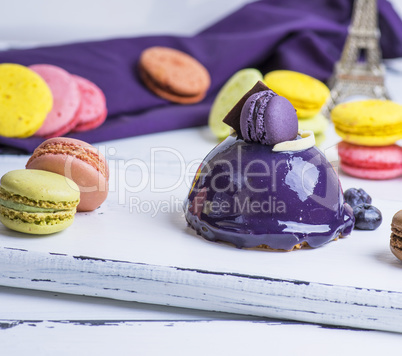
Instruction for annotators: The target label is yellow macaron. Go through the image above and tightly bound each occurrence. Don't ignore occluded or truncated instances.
[0,63,53,138]
[331,99,402,146]
[263,70,330,118]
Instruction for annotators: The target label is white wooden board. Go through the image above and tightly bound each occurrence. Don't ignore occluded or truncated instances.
[0,125,401,333]
[2,319,402,356]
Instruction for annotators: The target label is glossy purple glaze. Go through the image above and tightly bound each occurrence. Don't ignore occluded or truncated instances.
[185,135,354,250]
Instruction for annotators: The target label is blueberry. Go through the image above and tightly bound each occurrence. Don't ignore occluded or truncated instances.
[353,204,382,230]
[344,188,372,208]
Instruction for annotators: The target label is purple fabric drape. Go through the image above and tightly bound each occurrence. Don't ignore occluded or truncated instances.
[1,0,401,153]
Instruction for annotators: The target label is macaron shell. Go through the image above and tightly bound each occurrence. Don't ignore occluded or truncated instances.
[140,70,207,104]
[314,133,326,147]
[298,112,329,135]
[263,70,329,118]
[27,155,108,211]
[139,47,210,96]
[25,160,107,213]
[332,100,402,127]
[263,70,330,105]
[26,138,109,212]
[72,75,107,132]
[391,210,402,261]
[139,46,210,104]
[331,100,402,146]
[338,142,402,180]
[294,106,322,119]
[209,68,263,140]
[0,211,75,235]
[263,95,298,145]
[0,63,53,138]
[30,64,81,137]
[340,162,402,180]
[338,142,402,168]
[0,169,80,203]
[390,244,402,261]
[73,108,107,132]
[334,128,402,146]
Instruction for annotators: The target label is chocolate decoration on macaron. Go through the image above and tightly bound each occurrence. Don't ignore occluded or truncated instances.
[222,81,298,145]
[240,90,298,145]
[222,81,268,137]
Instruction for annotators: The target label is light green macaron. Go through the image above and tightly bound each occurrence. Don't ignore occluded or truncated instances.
[208,68,263,140]
[298,112,329,134]
[0,169,80,235]
[298,112,328,147]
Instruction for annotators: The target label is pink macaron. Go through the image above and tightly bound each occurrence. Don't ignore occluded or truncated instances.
[26,137,109,212]
[30,64,81,138]
[338,141,402,180]
[72,75,107,132]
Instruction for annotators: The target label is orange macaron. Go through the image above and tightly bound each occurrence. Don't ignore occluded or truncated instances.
[139,46,211,104]
[26,138,109,212]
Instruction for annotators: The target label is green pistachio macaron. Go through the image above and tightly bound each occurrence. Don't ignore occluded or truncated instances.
[0,169,80,235]
[208,68,263,140]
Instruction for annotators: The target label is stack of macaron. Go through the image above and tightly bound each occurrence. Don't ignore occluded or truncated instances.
[0,63,107,139]
[333,100,402,180]
[263,70,330,146]
[0,137,109,235]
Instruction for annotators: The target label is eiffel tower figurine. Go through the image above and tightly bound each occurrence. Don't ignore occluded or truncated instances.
[322,0,390,116]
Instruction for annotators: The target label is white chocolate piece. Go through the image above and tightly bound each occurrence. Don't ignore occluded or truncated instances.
[272,130,315,152]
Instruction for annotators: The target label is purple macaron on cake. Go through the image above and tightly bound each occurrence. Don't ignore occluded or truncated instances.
[184,81,354,251]
[240,89,298,145]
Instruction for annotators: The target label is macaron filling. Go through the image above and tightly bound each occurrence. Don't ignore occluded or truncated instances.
[0,199,69,213]
[241,90,276,142]
[0,206,76,226]
[0,187,79,210]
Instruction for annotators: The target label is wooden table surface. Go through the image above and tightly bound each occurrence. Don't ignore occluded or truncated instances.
[2,285,402,355]
[2,0,402,353]
[1,125,402,353]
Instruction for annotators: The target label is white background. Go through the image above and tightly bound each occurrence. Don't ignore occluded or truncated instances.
[0,0,255,45]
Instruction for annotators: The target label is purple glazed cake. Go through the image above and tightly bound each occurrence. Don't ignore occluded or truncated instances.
[184,82,354,251]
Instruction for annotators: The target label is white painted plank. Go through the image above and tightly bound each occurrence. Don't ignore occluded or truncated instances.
[1,320,402,356]
[0,125,402,332]
[1,246,402,333]
[0,286,261,321]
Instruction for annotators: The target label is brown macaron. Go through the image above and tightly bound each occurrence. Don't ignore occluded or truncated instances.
[139,46,210,104]
[390,210,402,261]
